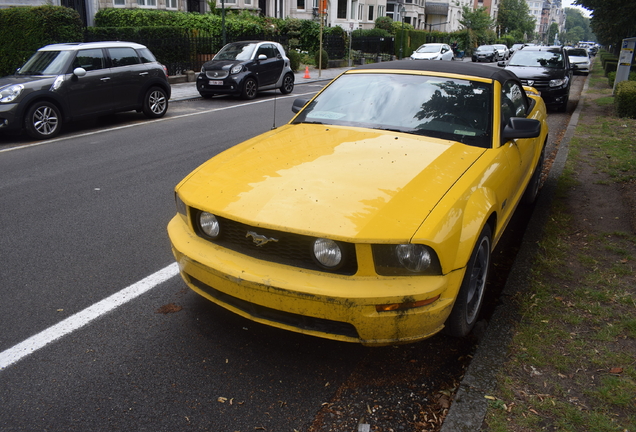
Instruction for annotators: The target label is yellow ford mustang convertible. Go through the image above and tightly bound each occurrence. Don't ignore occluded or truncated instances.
[168,60,549,346]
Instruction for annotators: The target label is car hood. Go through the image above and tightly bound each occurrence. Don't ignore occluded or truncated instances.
[503,65,566,80]
[0,74,56,89]
[178,124,485,242]
[201,59,244,71]
[411,52,441,60]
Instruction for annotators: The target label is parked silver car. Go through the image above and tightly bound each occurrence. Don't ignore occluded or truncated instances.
[0,41,171,140]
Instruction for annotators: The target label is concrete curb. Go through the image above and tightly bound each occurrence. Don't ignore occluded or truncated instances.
[440,76,591,432]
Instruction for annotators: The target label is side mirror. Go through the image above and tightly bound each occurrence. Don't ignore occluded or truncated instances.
[258,54,267,61]
[497,61,506,67]
[73,67,87,77]
[292,98,309,113]
[502,117,541,141]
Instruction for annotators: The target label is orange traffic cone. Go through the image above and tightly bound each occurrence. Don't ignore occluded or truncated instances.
[303,65,311,79]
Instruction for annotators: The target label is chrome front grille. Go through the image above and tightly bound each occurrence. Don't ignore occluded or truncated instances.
[190,210,358,275]
[205,70,229,79]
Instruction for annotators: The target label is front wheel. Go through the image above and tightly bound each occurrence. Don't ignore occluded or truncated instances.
[241,77,258,100]
[444,225,492,337]
[143,87,168,118]
[24,101,61,140]
[280,73,294,94]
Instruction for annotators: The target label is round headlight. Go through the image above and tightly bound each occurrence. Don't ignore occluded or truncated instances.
[230,64,243,74]
[313,238,342,268]
[199,212,220,238]
[396,244,432,272]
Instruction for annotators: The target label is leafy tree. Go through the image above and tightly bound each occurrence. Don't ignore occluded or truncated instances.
[375,16,394,34]
[574,0,635,49]
[564,8,593,42]
[497,0,535,38]
[547,22,559,44]
[565,25,585,45]
[459,6,495,49]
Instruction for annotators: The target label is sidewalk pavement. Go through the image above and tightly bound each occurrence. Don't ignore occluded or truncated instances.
[168,65,350,101]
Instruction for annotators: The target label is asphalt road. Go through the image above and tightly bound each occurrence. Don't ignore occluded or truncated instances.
[0,73,584,431]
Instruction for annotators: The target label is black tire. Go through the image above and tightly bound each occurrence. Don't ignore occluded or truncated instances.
[280,73,294,94]
[241,77,257,100]
[24,101,61,140]
[522,143,545,205]
[143,87,168,118]
[445,224,492,337]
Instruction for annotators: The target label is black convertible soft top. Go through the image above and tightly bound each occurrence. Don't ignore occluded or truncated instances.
[353,59,519,85]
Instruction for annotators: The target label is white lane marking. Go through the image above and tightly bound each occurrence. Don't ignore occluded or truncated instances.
[0,263,179,371]
[0,91,318,154]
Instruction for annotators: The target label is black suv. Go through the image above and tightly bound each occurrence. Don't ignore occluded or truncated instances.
[0,41,171,140]
[499,45,573,112]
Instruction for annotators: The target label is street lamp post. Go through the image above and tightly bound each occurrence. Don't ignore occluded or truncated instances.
[399,6,406,59]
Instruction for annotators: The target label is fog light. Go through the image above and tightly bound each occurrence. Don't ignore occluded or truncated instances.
[313,238,342,268]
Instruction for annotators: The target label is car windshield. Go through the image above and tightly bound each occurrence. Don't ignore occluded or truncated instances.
[17,50,74,75]
[214,43,257,61]
[477,46,494,52]
[293,73,492,148]
[567,49,588,57]
[509,50,564,68]
[416,45,442,53]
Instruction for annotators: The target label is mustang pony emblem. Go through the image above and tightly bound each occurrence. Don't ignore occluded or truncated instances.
[246,231,279,247]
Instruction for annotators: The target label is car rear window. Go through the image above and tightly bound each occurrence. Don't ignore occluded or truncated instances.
[138,48,157,63]
[108,47,141,67]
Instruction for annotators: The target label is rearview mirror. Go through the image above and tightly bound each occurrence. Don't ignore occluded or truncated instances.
[292,98,309,113]
[502,117,541,141]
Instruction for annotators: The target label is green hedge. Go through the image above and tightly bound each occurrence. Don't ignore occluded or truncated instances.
[85,26,202,72]
[93,8,340,54]
[607,71,636,87]
[0,6,83,76]
[615,80,636,118]
[604,60,618,76]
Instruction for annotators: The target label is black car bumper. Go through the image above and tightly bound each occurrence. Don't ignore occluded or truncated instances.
[0,103,20,132]
[196,74,243,96]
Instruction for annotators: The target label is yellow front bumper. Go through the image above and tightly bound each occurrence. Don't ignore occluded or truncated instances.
[168,215,465,346]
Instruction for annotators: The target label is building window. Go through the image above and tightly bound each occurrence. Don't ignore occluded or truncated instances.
[378,5,384,16]
[358,2,363,20]
[138,0,156,6]
[297,0,305,8]
[245,0,252,5]
[368,4,373,20]
[337,0,347,19]
[166,0,177,8]
[114,0,125,5]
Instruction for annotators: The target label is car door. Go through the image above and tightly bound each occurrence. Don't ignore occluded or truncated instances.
[106,46,148,111]
[500,80,536,203]
[65,48,113,117]
[441,44,453,60]
[253,44,284,86]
